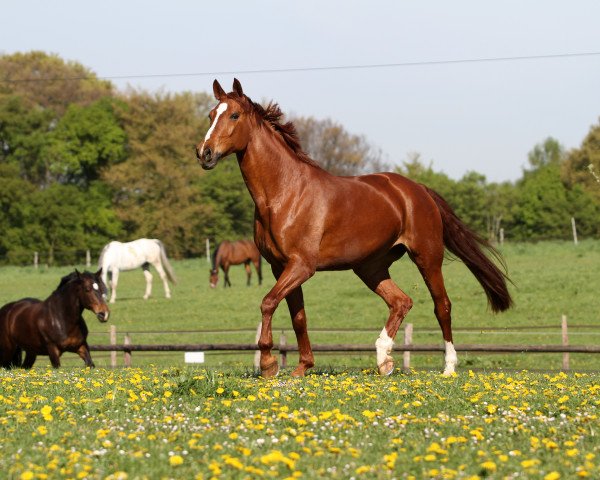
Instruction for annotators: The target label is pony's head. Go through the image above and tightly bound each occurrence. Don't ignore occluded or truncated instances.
[196,79,255,170]
[63,269,110,322]
[209,268,219,289]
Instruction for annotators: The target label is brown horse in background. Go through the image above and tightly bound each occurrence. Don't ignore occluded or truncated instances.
[197,79,512,378]
[210,239,262,288]
[0,270,110,369]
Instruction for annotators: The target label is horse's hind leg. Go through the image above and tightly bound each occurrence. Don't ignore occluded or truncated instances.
[22,350,37,369]
[409,249,456,375]
[142,264,154,300]
[354,265,413,376]
[152,262,171,299]
[285,286,314,377]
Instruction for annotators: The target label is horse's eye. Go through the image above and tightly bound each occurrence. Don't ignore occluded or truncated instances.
[230,113,239,120]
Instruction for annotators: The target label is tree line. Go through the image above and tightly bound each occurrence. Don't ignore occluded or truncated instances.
[1,51,599,265]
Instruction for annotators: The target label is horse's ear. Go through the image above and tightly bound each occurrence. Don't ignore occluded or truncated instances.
[74,268,81,278]
[96,268,103,277]
[232,78,244,97]
[213,80,226,101]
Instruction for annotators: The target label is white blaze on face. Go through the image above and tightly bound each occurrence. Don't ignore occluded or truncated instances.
[93,283,99,291]
[201,102,228,154]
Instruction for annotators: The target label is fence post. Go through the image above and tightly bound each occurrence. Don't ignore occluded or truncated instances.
[279,331,287,368]
[562,315,569,371]
[403,323,413,371]
[124,334,132,368]
[110,325,117,368]
[34,251,39,269]
[571,218,578,245]
[86,249,91,268]
[254,322,261,372]
[499,228,504,246]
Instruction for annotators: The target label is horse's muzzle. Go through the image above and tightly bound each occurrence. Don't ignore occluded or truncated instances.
[96,311,110,322]
[200,148,221,170]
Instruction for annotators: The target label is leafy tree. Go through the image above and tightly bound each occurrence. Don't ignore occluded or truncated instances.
[103,90,213,257]
[562,119,600,203]
[511,139,599,240]
[0,51,113,116]
[42,97,127,187]
[0,94,55,184]
[292,116,388,175]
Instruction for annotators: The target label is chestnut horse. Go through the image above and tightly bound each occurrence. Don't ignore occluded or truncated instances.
[210,239,263,288]
[196,79,512,378]
[0,270,110,369]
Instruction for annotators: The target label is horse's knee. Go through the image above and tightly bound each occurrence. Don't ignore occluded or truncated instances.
[260,296,278,318]
[391,295,413,319]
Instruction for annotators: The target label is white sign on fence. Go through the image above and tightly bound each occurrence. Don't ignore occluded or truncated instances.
[184,352,205,363]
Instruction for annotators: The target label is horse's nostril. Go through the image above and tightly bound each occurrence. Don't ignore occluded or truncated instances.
[204,148,212,160]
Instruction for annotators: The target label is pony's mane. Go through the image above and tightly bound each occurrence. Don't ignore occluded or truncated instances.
[231,92,321,168]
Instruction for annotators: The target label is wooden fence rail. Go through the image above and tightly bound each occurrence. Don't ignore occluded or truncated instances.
[93,316,599,370]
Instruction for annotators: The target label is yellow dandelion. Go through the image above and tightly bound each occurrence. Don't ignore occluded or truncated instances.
[544,472,560,480]
[169,455,184,466]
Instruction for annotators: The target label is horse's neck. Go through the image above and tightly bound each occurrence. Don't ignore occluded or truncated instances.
[47,287,82,323]
[238,125,320,210]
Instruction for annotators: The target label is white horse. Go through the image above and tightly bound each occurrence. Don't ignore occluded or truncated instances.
[98,238,177,304]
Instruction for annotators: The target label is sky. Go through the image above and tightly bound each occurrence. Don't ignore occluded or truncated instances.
[2,0,599,183]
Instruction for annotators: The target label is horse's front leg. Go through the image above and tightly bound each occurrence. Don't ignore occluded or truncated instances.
[110,269,119,304]
[76,343,95,368]
[245,262,252,286]
[285,286,314,377]
[142,266,153,300]
[259,259,314,378]
[47,345,62,368]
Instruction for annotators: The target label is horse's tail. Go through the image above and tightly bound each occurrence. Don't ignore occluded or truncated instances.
[157,240,177,285]
[211,242,221,271]
[424,186,513,313]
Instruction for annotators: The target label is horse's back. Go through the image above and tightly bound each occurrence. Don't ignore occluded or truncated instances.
[101,238,161,271]
[0,298,43,344]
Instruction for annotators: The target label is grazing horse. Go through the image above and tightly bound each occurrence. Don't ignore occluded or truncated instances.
[0,270,109,369]
[196,79,512,378]
[210,239,263,288]
[98,238,177,303]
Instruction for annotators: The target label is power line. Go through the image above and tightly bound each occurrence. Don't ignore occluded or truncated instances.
[1,51,599,84]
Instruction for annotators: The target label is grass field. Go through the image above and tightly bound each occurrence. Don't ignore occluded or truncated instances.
[0,240,598,372]
[1,241,599,479]
[1,367,599,479]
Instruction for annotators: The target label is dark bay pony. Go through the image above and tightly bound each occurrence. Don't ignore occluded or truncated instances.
[210,239,262,288]
[196,79,512,378]
[0,269,110,369]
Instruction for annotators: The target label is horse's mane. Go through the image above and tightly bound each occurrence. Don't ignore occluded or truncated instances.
[232,92,321,169]
[211,242,221,270]
[55,271,80,292]
[55,271,92,293]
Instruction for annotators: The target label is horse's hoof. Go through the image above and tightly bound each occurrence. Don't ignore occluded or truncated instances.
[291,366,309,377]
[378,356,394,376]
[260,359,279,378]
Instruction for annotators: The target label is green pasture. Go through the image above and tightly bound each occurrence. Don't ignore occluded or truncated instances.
[0,240,599,372]
[1,367,599,479]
